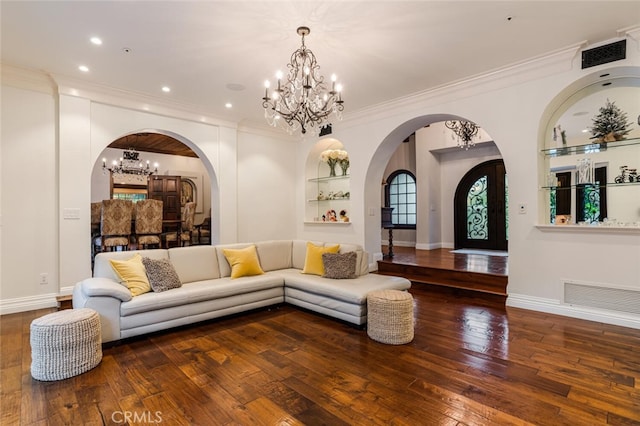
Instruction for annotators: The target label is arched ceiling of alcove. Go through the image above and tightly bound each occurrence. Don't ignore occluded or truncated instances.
[109,133,198,158]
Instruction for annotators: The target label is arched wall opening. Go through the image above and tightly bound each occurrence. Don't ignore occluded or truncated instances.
[90,128,220,249]
[304,137,351,223]
[536,65,640,225]
[363,114,507,260]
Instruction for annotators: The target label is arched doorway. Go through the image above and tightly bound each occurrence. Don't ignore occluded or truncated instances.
[454,159,507,251]
[91,131,217,252]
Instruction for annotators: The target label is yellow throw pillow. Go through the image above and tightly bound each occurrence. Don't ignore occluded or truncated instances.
[109,253,151,296]
[223,245,265,279]
[302,242,340,276]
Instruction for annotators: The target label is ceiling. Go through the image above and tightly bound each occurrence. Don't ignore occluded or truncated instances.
[2,1,639,149]
[110,133,198,158]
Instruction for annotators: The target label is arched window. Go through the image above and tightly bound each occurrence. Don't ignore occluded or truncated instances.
[384,170,416,229]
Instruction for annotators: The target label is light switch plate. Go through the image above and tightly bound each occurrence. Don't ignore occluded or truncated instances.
[63,208,81,219]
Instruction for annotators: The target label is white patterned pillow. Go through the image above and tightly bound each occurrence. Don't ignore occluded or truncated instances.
[322,251,357,279]
[142,257,182,292]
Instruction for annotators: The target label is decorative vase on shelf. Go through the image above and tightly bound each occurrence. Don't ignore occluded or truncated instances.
[340,159,349,176]
[327,159,338,177]
[320,149,348,178]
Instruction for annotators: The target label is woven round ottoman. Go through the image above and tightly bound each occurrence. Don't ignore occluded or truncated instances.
[30,308,102,381]
[367,289,414,345]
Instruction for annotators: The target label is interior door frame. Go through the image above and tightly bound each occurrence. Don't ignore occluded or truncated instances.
[454,159,507,251]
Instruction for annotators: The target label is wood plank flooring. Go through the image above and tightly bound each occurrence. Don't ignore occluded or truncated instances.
[2,285,639,425]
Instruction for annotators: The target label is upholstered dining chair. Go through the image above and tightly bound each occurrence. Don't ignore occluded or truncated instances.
[134,199,163,249]
[100,199,134,252]
[195,208,211,245]
[164,201,196,248]
[90,202,102,257]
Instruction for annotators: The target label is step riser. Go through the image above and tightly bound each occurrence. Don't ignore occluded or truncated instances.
[378,262,507,296]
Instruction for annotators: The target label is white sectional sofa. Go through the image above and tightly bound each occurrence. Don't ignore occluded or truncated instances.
[73,240,411,343]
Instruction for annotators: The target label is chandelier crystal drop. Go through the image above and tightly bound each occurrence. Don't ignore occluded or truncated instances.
[262,26,344,135]
[445,120,480,150]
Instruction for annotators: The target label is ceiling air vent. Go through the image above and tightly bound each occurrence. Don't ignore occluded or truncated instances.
[581,40,626,69]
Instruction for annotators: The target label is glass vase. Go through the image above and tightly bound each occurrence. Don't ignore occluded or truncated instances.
[328,160,337,177]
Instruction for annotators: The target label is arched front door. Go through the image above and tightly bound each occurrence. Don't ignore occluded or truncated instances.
[454,159,508,251]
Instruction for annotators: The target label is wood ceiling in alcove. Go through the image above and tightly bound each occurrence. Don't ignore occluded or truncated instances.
[109,133,198,158]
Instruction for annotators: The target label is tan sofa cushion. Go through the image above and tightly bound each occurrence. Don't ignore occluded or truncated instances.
[255,240,293,271]
[168,245,219,283]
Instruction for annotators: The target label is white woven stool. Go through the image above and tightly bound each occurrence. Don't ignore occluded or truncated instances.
[30,308,102,381]
[367,289,414,345]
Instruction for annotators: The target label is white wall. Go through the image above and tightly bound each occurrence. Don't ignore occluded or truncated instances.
[1,85,58,304]
[236,129,297,242]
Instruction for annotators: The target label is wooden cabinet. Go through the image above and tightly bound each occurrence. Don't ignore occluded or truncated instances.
[148,175,182,221]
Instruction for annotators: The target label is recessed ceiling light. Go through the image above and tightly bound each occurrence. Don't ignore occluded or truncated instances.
[78,65,89,72]
[581,129,589,133]
[225,103,232,108]
[90,37,102,45]
[162,86,171,93]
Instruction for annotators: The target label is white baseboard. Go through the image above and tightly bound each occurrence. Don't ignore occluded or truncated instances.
[59,285,74,296]
[0,293,58,315]
[507,293,640,330]
[389,240,415,248]
[414,242,455,250]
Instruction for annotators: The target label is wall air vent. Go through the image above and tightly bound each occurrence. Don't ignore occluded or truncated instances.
[564,280,640,315]
[581,40,626,69]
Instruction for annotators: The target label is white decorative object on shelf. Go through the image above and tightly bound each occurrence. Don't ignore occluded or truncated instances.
[576,158,594,184]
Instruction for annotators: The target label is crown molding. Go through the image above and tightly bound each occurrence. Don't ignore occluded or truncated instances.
[1,63,57,95]
[618,24,640,43]
[51,73,238,130]
[340,42,585,130]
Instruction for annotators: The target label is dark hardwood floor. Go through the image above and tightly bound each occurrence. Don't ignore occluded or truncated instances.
[2,284,640,425]
[378,247,509,297]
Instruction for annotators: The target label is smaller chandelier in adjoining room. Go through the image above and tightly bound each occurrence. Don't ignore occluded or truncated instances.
[262,26,345,135]
[102,149,158,176]
[445,120,480,150]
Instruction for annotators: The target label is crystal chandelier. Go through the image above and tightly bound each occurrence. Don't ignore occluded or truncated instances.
[102,149,157,176]
[262,26,344,135]
[445,120,480,150]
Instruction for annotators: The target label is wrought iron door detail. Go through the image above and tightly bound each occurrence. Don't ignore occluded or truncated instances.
[467,176,488,240]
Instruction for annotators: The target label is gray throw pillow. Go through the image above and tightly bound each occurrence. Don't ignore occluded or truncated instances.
[322,251,357,279]
[142,257,182,292]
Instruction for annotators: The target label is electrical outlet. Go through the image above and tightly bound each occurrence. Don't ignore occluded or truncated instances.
[39,273,48,285]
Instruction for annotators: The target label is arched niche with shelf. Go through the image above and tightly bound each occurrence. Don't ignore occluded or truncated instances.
[539,66,640,228]
[305,138,351,224]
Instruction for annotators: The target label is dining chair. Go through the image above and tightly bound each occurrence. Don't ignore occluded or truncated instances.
[195,208,211,245]
[134,199,163,249]
[90,202,102,257]
[164,201,196,248]
[100,199,134,252]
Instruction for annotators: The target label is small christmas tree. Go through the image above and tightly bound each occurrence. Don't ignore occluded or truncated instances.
[589,99,632,141]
